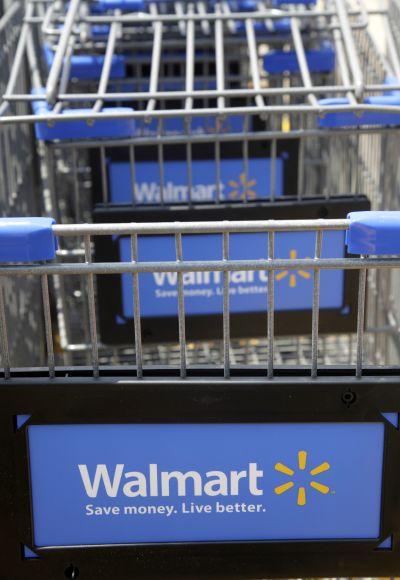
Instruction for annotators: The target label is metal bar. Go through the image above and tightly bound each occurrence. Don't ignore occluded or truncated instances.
[41,274,55,378]
[100,147,109,204]
[129,145,137,205]
[356,263,367,378]
[5,102,400,125]
[37,7,388,25]
[146,3,163,114]
[245,18,264,110]
[175,1,186,36]
[0,2,20,33]
[311,230,323,378]
[290,17,318,107]
[26,29,43,91]
[93,14,120,113]
[334,0,364,100]
[9,83,400,103]
[223,232,230,378]
[46,0,81,105]
[0,284,10,379]
[185,3,195,205]
[270,139,277,201]
[385,16,400,79]
[131,234,143,378]
[185,3,195,112]
[2,257,398,277]
[267,232,274,379]
[0,2,33,116]
[84,235,99,378]
[42,124,400,150]
[332,16,357,105]
[197,1,211,35]
[175,233,187,378]
[54,219,350,236]
[215,3,225,112]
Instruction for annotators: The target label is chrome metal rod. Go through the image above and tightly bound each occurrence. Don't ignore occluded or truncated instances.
[290,16,318,107]
[84,235,99,378]
[131,234,143,378]
[0,1,33,116]
[175,233,187,378]
[245,18,264,109]
[267,231,274,379]
[185,3,195,112]
[146,3,163,114]
[334,0,364,100]
[2,257,399,278]
[0,285,10,379]
[54,219,349,236]
[311,230,323,378]
[223,232,230,378]
[356,264,367,378]
[93,14,120,113]
[46,0,81,105]
[41,274,55,378]
[4,102,400,125]
[215,3,225,112]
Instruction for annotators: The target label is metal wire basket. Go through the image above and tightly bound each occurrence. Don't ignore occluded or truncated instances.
[0,213,399,377]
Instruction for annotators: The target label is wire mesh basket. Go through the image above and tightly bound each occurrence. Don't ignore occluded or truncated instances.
[0,213,399,377]
[0,3,46,368]
[2,0,400,367]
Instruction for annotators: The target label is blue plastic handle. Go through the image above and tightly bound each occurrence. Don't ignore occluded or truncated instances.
[264,43,335,74]
[273,0,317,5]
[92,0,144,12]
[235,18,291,34]
[318,96,400,127]
[31,89,136,141]
[0,218,57,263]
[346,212,400,255]
[318,76,400,127]
[44,44,126,81]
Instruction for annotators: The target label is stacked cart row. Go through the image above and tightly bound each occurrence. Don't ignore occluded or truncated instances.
[1,0,400,371]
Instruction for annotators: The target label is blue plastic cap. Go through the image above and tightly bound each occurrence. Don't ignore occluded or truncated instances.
[43,44,125,80]
[0,218,57,263]
[346,211,400,255]
[264,43,335,74]
[31,88,136,141]
[93,0,144,12]
[273,0,316,5]
[318,91,400,128]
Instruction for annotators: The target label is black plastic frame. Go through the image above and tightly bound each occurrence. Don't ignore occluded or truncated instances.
[1,367,400,578]
[93,195,370,346]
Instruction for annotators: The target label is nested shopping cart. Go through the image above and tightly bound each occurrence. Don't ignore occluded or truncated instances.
[0,3,46,368]
[1,213,400,580]
[2,0,400,367]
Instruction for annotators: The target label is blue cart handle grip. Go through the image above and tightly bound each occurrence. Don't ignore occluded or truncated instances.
[0,218,57,263]
[346,211,400,255]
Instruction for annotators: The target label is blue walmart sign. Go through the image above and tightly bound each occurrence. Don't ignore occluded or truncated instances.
[117,231,346,319]
[109,158,284,204]
[28,422,384,546]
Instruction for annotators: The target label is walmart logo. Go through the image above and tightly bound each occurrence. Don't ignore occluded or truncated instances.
[274,451,330,506]
[228,172,257,200]
[275,249,311,288]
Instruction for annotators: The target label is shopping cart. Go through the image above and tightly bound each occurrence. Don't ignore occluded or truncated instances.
[1,212,400,579]
[0,3,46,368]
[2,0,400,364]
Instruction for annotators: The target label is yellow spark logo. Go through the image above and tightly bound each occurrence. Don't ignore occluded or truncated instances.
[228,172,257,200]
[275,249,311,288]
[274,451,330,506]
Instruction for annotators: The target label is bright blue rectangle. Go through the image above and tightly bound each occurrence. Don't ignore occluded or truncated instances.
[28,422,384,547]
[118,231,345,319]
[109,157,283,204]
